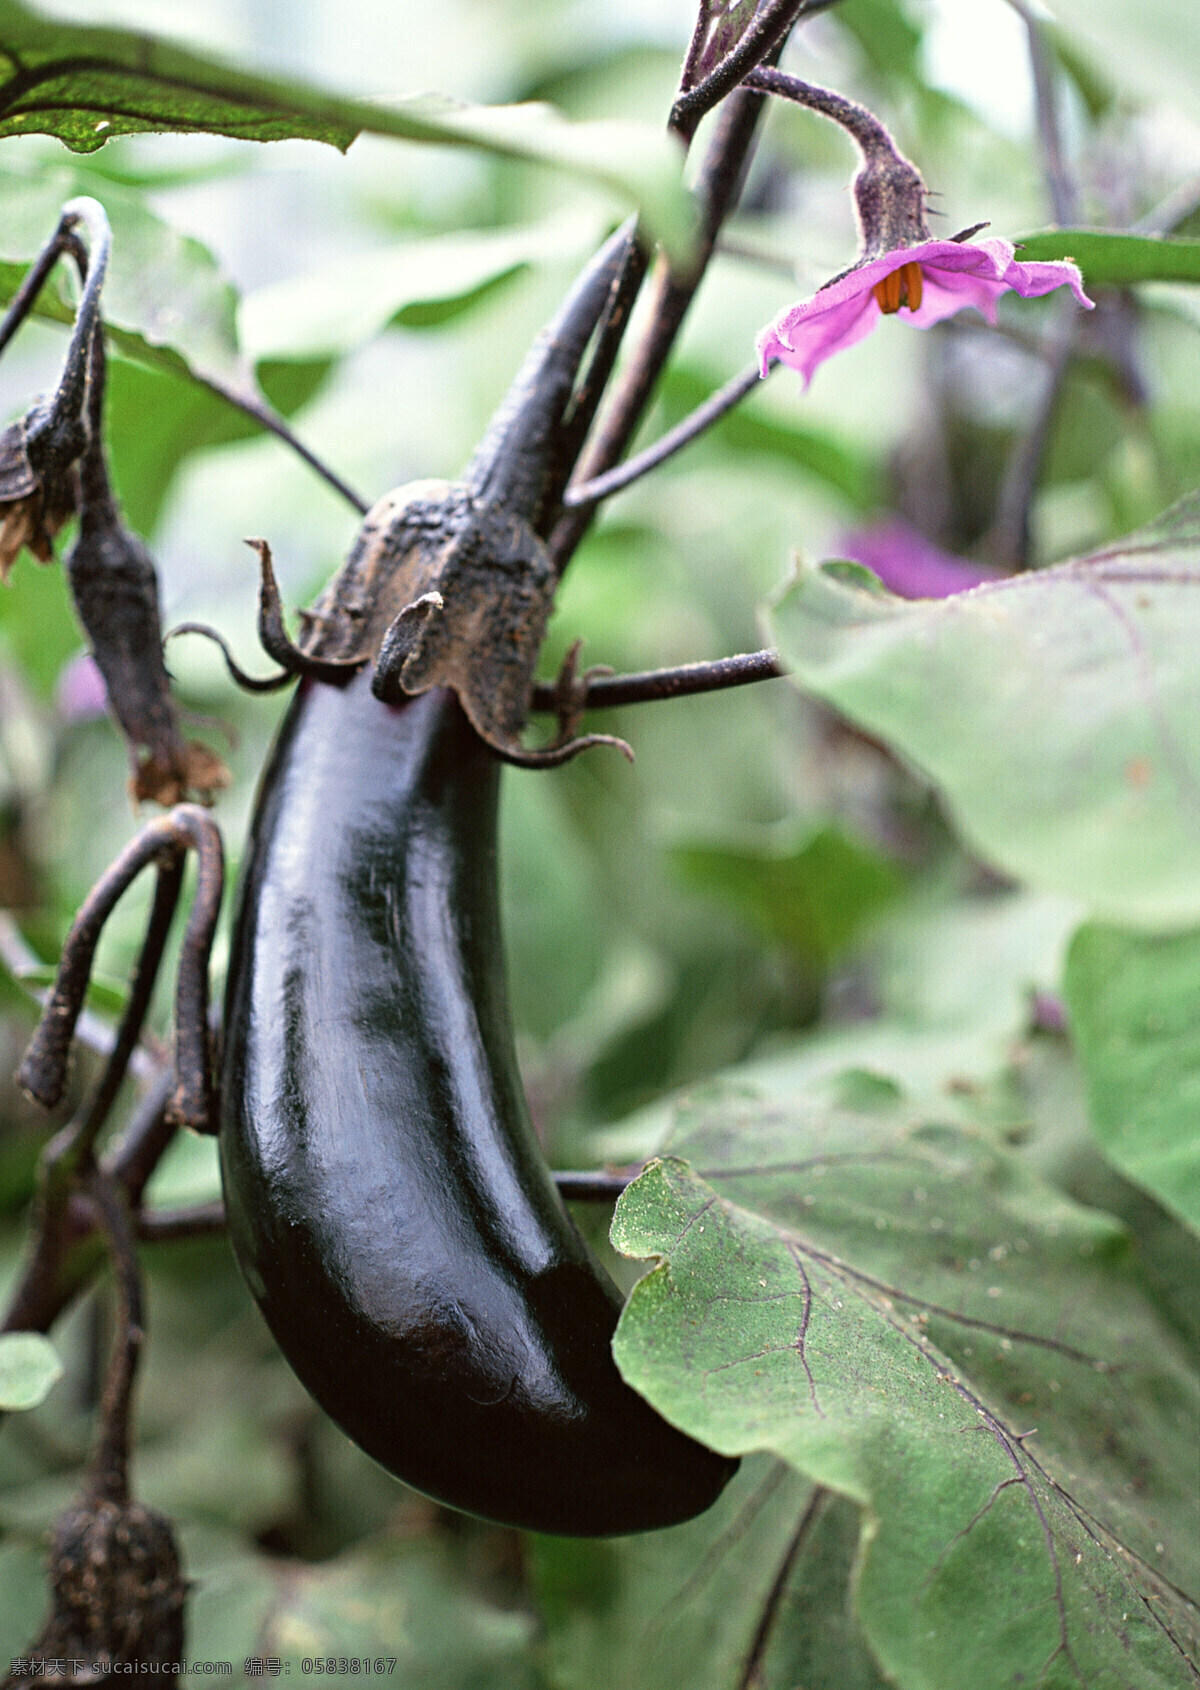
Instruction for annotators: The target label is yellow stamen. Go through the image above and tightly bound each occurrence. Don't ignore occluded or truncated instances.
[872,261,924,315]
[873,266,903,314]
[901,260,923,311]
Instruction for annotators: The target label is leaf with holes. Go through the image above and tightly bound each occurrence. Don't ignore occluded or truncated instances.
[767,490,1200,928]
[611,1075,1200,1690]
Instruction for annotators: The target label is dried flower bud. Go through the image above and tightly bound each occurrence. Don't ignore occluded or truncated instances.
[0,411,81,581]
[66,494,229,806]
[12,1494,187,1681]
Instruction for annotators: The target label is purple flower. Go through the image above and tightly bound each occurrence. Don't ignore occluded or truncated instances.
[757,236,1094,389]
[55,651,109,722]
[838,519,1001,599]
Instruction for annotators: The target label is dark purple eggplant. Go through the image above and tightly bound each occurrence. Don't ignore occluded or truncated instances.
[218,236,736,1535]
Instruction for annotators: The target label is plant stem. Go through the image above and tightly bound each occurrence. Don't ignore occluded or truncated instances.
[564,360,766,509]
[194,371,370,515]
[550,80,776,575]
[530,648,783,712]
[670,0,812,141]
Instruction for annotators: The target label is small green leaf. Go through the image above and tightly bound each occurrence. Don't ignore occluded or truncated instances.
[670,826,901,969]
[611,1076,1200,1689]
[767,489,1200,927]
[1065,922,1200,1233]
[0,0,695,261]
[1016,229,1200,287]
[0,1331,63,1410]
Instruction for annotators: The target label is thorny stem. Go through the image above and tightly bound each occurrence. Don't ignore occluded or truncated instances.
[743,65,900,163]
[670,0,810,141]
[72,857,185,1164]
[0,226,87,358]
[540,229,651,531]
[2,1067,176,1341]
[741,66,930,256]
[679,1,716,95]
[530,647,783,712]
[106,1066,178,1208]
[563,360,766,509]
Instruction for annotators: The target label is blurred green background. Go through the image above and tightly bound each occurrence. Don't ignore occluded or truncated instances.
[0,0,1197,1670]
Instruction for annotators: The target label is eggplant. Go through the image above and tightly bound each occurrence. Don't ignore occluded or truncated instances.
[218,237,737,1535]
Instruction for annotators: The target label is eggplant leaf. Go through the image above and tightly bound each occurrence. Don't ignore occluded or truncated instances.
[767,490,1200,927]
[0,0,695,260]
[1065,922,1200,1234]
[612,1076,1200,1690]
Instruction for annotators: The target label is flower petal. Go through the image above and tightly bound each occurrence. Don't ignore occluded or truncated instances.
[757,234,1094,388]
[1001,254,1093,309]
[839,518,1003,599]
[756,287,879,386]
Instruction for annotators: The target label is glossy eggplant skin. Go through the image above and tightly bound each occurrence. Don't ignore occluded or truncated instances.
[219,669,736,1535]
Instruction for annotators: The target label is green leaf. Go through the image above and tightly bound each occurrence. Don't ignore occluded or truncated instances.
[0,0,695,261]
[0,1331,62,1410]
[534,1456,892,1690]
[0,165,242,382]
[767,489,1200,927]
[239,215,594,366]
[669,826,901,969]
[1064,923,1200,1233]
[1016,229,1200,287]
[611,1078,1200,1689]
[0,545,82,696]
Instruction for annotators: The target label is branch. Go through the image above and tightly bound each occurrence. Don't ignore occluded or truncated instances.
[134,1172,645,1233]
[136,1200,226,1243]
[194,371,370,516]
[986,298,1075,570]
[1004,0,1078,226]
[563,361,765,509]
[0,913,159,1085]
[531,647,783,713]
[81,1171,143,1502]
[17,806,224,1133]
[670,0,813,140]
[549,81,777,575]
